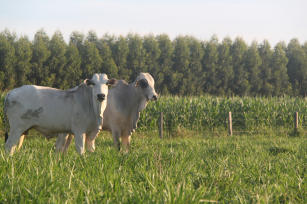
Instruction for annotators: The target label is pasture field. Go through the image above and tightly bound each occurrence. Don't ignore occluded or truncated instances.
[0,94,306,202]
[0,131,306,203]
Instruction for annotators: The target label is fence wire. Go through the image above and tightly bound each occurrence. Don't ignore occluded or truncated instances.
[157,111,307,137]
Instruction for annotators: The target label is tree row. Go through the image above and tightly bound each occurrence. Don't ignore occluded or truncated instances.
[0,29,306,96]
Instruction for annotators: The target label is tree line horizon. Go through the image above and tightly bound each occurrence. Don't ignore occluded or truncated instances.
[0,29,306,96]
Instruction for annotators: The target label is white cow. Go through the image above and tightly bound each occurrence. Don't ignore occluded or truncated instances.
[4,73,116,155]
[56,73,158,152]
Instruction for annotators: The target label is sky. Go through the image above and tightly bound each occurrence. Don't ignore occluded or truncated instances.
[0,0,306,45]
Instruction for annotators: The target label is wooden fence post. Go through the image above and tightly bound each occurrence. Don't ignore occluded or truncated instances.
[159,112,163,139]
[294,112,298,131]
[228,112,233,136]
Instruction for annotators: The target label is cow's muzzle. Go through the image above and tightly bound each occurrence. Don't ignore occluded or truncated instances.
[97,93,105,102]
[152,95,158,101]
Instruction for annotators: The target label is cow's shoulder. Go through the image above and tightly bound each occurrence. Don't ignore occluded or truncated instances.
[65,84,93,110]
[110,80,135,101]
[65,84,82,92]
[113,80,129,89]
[64,83,88,97]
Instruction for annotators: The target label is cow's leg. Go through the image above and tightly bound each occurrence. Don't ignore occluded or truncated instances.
[5,128,24,155]
[56,133,70,153]
[112,129,121,151]
[17,130,29,150]
[121,131,131,153]
[17,134,25,150]
[86,130,99,152]
[74,132,86,155]
[63,134,73,152]
[55,133,65,152]
[86,138,95,152]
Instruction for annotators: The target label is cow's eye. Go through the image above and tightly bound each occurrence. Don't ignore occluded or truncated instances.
[139,79,148,88]
[86,79,96,86]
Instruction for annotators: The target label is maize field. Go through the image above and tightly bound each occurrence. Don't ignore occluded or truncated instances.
[1,93,307,135]
[138,96,307,133]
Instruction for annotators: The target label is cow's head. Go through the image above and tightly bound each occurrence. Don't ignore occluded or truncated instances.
[85,73,117,129]
[85,73,116,103]
[135,73,158,101]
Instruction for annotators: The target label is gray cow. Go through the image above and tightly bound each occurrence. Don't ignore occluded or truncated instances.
[4,73,116,155]
[56,73,158,152]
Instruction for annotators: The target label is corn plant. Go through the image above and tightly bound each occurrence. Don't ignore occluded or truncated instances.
[0,94,306,134]
[138,96,307,132]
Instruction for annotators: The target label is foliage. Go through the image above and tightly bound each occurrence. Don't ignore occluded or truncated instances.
[0,29,307,96]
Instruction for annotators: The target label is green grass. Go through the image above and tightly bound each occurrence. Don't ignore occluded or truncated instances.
[0,131,306,203]
[1,94,306,202]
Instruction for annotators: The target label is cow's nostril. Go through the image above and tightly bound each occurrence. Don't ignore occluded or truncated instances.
[152,95,157,101]
[97,94,105,101]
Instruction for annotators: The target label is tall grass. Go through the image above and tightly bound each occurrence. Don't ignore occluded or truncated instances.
[138,96,307,132]
[0,94,306,134]
[0,92,6,135]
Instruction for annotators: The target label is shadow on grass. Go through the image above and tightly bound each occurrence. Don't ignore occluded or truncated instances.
[288,129,302,137]
[96,139,114,148]
[268,147,293,156]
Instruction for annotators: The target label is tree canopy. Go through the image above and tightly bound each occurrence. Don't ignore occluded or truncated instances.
[0,29,306,96]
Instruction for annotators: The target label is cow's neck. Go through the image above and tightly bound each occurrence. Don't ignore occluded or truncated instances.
[80,85,101,127]
[131,83,148,113]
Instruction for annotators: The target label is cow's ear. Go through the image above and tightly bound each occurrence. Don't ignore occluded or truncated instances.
[136,79,148,88]
[106,78,117,86]
[85,79,95,86]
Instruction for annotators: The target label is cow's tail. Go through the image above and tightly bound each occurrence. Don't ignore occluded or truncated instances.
[2,93,10,143]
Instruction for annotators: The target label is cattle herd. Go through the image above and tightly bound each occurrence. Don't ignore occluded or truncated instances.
[3,72,158,155]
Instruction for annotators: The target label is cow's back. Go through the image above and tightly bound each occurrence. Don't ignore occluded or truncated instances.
[5,85,44,117]
[5,85,76,134]
[6,85,72,114]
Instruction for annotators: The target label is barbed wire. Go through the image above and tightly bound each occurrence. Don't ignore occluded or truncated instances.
[195,128,307,134]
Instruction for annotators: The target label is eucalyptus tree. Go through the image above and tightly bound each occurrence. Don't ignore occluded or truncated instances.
[258,40,273,96]
[286,39,307,96]
[231,37,249,96]
[202,35,219,95]
[217,37,233,95]
[127,33,146,80]
[30,29,50,85]
[244,41,262,96]
[0,32,15,90]
[271,42,291,96]
[156,34,174,94]
[143,35,161,91]
[110,36,130,81]
[14,36,32,87]
[44,31,66,87]
[171,36,190,95]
